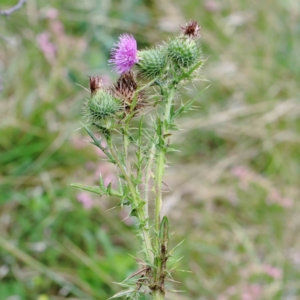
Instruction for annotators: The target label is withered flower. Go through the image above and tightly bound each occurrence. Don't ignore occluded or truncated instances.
[181,20,201,39]
[113,71,145,113]
[89,76,102,95]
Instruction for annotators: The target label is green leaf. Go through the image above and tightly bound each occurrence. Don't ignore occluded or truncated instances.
[166,147,180,153]
[108,288,135,299]
[130,208,138,218]
[107,182,112,194]
[71,183,105,195]
[71,183,122,198]
[160,216,169,243]
[99,175,105,190]
[178,60,203,82]
[81,123,115,163]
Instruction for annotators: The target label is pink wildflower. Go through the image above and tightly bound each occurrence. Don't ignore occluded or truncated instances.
[242,284,262,300]
[109,34,139,74]
[76,192,93,210]
[37,32,56,62]
[263,265,283,279]
[44,8,59,20]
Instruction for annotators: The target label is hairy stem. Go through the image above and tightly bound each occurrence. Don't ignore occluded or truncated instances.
[155,150,164,238]
[144,142,156,221]
[153,290,165,300]
[163,87,175,131]
[152,86,175,299]
[107,137,153,262]
[154,87,175,242]
[122,125,129,168]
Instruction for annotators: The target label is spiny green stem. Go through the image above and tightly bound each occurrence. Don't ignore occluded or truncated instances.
[155,150,164,238]
[154,87,175,245]
[107,137,153,262]
[144,142,156,220]
[152,290,165,300]
[152,87,175,300]
[122,126,129,167]
[163,87,175,131]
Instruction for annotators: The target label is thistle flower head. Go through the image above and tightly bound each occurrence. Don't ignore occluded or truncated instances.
[181,20,201,39]
[113,71,146,113]
[109,34,139,74]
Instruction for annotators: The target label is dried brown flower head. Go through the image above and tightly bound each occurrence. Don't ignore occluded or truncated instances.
[181,20,201,39]
[89,76,102,95]
[113,71,146,113]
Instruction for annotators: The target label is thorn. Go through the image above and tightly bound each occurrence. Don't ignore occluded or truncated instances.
[121,267,149,283]
[75,82,90,93]
[105,206,117,212]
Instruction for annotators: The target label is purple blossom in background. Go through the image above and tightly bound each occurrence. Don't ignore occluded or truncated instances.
[263,264,283,279]
[37,32,56,62]
[76,192,94,210]
[109,34,139,74]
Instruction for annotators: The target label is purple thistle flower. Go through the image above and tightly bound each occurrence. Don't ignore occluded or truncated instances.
[109,34,139,74]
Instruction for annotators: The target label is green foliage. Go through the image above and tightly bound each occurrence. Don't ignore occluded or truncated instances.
[1,0,300,299]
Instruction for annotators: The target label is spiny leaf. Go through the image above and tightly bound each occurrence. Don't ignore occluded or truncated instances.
[99,175,105,190]
[71,183,105,195]
[71,183,122,198]
[107,182,112,194]
[121,267,148,283]
[177,60,203,82]
[166,147,180,153]
[169,239,185,255]
[130,208,138,218]
[108,288,135,299]
[81,122,115,163]
[159,216,169,243]
[167,289,186,293]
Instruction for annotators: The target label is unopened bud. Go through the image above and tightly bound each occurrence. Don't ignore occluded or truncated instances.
[86,89,120,123]
[136,49,166,79]
[167,37,201,68]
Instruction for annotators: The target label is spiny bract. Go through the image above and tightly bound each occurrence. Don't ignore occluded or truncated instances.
[136,49,167,79]
[86,89,120,123]
[167,37,201,68]
[113,71,146,112]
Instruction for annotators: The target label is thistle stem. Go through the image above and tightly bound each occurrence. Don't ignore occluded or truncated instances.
[155,150,164,237]
[144,142,156,220]
[122,125,129,168]
[152,86,175,300]
[153,290,165,300]
[154,87,175,242]
[163,87,175,131]
[107,137,153,262]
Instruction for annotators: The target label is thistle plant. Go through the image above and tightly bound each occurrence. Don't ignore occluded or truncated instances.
[72,20,204,300]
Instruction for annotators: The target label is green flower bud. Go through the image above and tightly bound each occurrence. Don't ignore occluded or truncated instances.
[167,37,201,68]
[86,89,120,124]
[136,49,166,79]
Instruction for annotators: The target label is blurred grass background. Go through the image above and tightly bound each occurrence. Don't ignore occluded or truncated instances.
[1,0,300,299]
